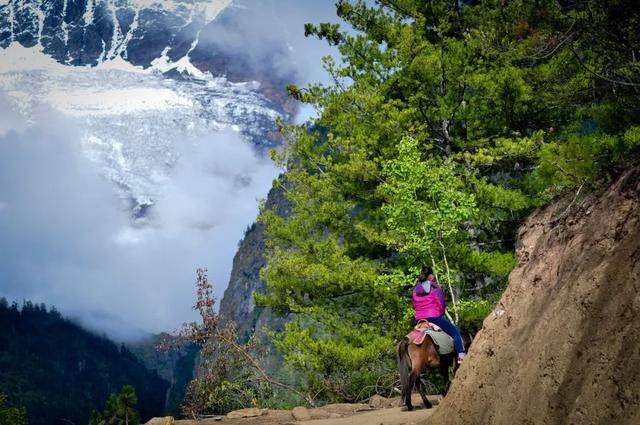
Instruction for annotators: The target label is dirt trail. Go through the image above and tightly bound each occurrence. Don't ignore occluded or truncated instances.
[170,395,438,425]
[298,405,435,425]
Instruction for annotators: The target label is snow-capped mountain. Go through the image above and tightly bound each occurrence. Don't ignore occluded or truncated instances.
[0,0,230,67]
[0,0,288,216]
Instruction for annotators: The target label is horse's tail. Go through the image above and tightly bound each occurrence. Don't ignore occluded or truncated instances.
[397,338,412,400]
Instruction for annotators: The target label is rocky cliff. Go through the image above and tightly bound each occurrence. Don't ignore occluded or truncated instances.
[219,180,291,345]
[430,169,640,424]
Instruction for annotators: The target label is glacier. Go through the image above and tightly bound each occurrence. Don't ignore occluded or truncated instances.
[0,40,283,215]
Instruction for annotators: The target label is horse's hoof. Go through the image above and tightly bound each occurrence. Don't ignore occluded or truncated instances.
[402,406,414,412]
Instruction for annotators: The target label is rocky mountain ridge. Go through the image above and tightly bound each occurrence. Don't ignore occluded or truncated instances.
[218,179,290,344]
[0,0,291,216]
[0,0,230,68]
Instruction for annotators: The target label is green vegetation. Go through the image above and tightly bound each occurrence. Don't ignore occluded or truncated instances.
[89,385,140,425]
[0,299,169,425]
[0,393,27,425]
[254,0,640,403]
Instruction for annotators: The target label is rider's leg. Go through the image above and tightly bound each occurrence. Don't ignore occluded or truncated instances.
[427,315,465,355]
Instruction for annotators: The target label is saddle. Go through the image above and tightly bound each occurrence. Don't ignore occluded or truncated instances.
[406,320,455,355]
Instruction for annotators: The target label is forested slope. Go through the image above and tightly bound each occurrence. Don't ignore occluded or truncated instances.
[0,300,169,425]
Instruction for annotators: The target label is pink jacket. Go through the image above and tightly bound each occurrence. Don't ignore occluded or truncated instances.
[412,280,446,320]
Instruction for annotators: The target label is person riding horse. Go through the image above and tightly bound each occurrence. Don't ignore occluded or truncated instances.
[412,267,466,364]
[398,268,472,410]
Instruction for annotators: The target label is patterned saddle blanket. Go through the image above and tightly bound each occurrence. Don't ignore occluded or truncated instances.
[406,321,455,355]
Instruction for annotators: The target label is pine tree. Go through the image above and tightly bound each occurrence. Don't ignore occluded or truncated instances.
[0,393,27,425]
[100,386,140,425]
[258,0,640,401]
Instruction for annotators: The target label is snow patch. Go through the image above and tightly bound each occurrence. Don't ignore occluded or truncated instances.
[130,0,231,22]
[150,47,209,80]
[0,42,67,73]
[83,0,95,26]
[96,55,147,73]
[0,40,282,209]
[47,87,194,116]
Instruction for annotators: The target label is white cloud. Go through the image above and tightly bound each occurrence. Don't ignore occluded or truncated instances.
[200,0,342,86]
[0,0,345,339]
[0,102,277,341]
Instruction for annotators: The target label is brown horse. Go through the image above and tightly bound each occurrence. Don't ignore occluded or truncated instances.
[397,325,473,410]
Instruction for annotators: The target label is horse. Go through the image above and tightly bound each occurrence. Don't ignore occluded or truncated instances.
[396,323,473,410]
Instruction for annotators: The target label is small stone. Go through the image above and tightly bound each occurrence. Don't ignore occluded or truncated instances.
[291,406,312,421]
[144,417,174,425]
[368,394,394,409]
[226,408,267,419]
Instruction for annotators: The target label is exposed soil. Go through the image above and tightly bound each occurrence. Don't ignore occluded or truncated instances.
[429,169,640,425]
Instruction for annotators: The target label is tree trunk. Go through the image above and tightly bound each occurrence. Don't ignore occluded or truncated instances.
[438,241,459,324]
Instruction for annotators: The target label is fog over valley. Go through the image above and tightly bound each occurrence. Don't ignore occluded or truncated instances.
[0,0,339,340]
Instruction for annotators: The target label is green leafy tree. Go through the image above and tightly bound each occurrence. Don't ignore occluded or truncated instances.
[90,385,140,425]
[258,0,640,402]
[379,136,479,321]
[0,393,27,425]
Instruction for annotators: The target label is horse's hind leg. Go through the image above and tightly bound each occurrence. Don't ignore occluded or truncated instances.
[403,371,415,411]
[441,362,451,396]
[414,373,433,409]
[438,354,453,396]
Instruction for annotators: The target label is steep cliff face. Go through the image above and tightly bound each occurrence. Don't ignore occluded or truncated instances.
[219,181,291,343]
[431,169,640,425]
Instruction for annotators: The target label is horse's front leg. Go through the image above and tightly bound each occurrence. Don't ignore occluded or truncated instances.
[415,373,433,409]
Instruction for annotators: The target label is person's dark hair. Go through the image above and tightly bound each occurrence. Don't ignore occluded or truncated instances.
[417,273,428,283]
[421,266,432,276]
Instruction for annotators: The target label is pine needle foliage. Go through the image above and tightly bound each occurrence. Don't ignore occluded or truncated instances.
[258,0,640,401]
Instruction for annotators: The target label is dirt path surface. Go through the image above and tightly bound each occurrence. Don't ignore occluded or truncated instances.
[297,405,435,425]
[167,395,438,425]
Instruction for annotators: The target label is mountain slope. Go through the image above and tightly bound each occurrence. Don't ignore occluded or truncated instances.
[430,169,640,424]
[0,300,170,425]
[0,0,230,67]
[219,181,291,342]
[129,334,199,416]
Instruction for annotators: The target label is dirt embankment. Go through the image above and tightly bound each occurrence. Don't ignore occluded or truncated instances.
[430,169,640,425]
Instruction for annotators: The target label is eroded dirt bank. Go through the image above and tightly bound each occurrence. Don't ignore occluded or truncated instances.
[430,169,640,424]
